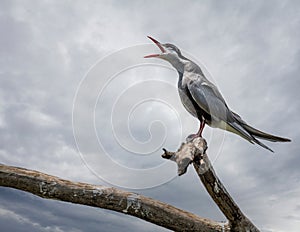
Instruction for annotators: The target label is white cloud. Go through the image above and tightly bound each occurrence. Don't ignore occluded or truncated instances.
[0,207,66,232]
[22,107,60,127]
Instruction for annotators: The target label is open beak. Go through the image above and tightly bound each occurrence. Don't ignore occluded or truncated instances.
[144,36,165,58]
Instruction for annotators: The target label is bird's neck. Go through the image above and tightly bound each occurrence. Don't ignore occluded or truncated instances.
[173,60,203,78]
[169,60,185,73]
[167,57,189,74]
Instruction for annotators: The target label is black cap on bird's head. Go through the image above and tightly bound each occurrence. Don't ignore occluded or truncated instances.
[144,36,185,60]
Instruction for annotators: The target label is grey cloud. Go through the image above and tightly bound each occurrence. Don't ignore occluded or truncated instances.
[0,0,300,231]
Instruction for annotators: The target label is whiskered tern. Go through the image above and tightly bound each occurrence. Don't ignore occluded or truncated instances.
[145,36,291,152]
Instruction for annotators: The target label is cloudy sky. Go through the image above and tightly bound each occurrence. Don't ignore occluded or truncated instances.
[1,0,300,231]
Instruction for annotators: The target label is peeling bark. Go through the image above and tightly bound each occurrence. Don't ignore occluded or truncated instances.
[162,137,260,232]
[0,164,225,232]
[0,137,260,232]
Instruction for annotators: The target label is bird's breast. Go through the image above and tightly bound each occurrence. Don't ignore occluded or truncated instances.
[178,85,198,118]
[177,73,213,124]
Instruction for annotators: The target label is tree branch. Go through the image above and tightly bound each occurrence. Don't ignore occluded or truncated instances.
[162,137,260,232]
[0,137,261,231]
[0,164,225,232]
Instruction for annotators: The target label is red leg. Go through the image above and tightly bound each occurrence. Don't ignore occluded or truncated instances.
[186,118,206,142]
[196,119,206,137]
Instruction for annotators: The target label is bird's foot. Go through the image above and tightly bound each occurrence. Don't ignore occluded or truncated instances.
[186,133,201,143]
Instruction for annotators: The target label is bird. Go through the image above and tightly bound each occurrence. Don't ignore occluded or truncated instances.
[144,36,291,152]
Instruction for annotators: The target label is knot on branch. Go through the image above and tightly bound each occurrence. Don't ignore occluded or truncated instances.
[162,137,209,176]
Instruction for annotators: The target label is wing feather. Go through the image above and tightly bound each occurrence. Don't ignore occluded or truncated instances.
[186,79,275,152]
[187,80,231,123]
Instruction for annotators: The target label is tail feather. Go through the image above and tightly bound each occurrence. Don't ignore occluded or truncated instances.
[241,124,291,142]
[227,121,274,152]
[231,111,291,142]
[251,136,274,152]
[226,111,291,152]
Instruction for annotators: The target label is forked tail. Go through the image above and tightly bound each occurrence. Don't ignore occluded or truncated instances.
[228,112,291,152]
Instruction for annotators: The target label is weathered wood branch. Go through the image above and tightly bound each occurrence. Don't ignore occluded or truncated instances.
[162,137,260,232]
[0,137,261,231]
[0,164,225,232]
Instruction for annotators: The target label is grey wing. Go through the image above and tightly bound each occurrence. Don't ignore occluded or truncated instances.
[187,80,232,123]
[187,80,274,151]
[187,80,256,142]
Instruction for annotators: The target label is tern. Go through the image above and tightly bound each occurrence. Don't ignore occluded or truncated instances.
[144,36,291,152]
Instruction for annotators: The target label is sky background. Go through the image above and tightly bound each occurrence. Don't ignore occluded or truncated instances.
[1,0,300,231]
